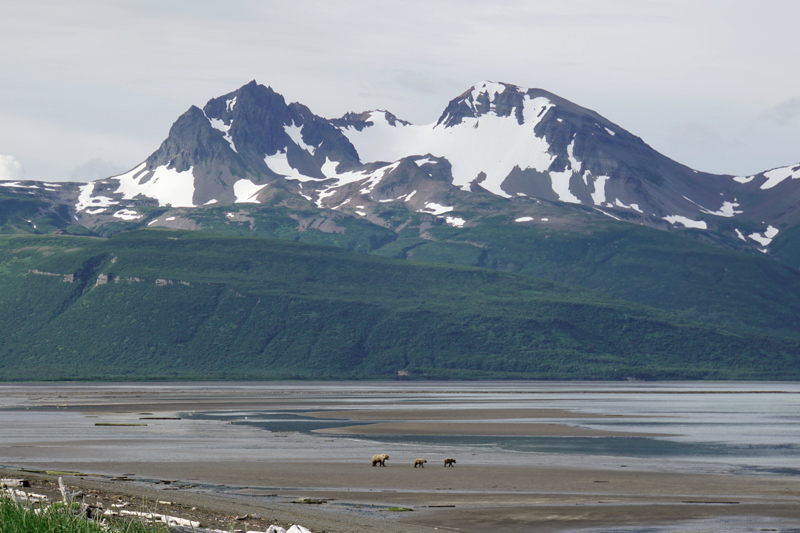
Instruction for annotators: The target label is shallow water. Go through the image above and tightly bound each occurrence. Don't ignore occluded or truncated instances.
[2,381,800,532]
[182,381,800,476]
[2,381,798,477]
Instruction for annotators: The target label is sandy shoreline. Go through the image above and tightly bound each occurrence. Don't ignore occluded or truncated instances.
[4,461,800,533]
[3,382,800,532]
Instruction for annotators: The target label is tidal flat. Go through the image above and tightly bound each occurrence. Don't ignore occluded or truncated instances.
[1,381,800,532]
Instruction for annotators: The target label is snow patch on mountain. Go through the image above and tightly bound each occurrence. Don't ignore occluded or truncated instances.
[663,215,707,230]
[445,216,466,227]
[595,208,621,221]
[515,216,534,223]
[467,81,506,111]
[76,182,117,211]
[359,162,401,195]
[549,169,581,203]
[614,199,643,213]
[265,152,320,182]
[112,163,196,208]
[233,179,263,203]
[760,163,800,190]
[0,181,36,189]
[314,158,403,207]
[206,113,237,153]
[113,209,143,221]
[566,139,581,173]
[590,175,610,205]
[336,111,410,165]
[419,202,453,215]
[226,97,237,112]
[339,89,556,198]
[748,226,779,247]
[285,123,316,155]
[322,159,397,187]
[701,200,743,217]
[549,138,583,203]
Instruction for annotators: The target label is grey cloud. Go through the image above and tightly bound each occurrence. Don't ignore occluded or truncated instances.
[665,122,723,152]
[69,158,127,182]
[757,98,800,127]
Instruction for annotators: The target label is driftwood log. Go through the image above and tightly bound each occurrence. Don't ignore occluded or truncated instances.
[0,478,30,488]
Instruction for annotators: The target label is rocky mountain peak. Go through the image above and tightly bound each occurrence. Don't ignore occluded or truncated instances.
[437,81,549,127]
[61,79,800,255]
[330,110,412,131]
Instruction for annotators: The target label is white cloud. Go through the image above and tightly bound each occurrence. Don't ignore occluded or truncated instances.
[0,155,24,180]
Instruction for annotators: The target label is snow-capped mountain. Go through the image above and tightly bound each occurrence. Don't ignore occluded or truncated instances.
[332,81,800,250]
[16,80,800,252]
[75,81,361,213]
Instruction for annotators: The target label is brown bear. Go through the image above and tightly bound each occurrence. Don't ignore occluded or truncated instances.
[444,457,456,467]
[414,459,427,468]
[371,453,389,467]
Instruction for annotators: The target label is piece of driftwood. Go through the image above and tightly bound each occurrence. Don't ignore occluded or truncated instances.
[117,509,201,528]
[58,477,70,506]
[2,488,49,502]
[0,478,29,488]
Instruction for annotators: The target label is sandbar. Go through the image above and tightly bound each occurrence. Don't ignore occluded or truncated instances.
[314,421,663,437]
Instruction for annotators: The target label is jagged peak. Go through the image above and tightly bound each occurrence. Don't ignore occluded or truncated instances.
[438,81,548,127]
[331,110,412,132]
[463,81,517,104]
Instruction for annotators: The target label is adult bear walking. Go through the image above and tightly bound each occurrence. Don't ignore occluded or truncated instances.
[371,454,389,467]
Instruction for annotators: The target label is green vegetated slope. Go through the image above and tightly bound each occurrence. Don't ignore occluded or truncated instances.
[182,203,398,252]
[1,231,798,381]
[372,215,800,339]
[0,189,79,235]
[770,225,800,272]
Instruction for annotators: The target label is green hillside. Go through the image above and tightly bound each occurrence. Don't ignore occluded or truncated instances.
[141,201,800,339]
[380,215,800,339]
[5,188,800,342]
[1,231,798,381]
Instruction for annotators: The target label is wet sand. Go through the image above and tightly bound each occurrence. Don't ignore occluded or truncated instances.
[5,461,800,533]
[2,382,800,532]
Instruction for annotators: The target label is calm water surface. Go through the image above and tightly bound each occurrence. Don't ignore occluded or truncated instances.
[1,381,798,477]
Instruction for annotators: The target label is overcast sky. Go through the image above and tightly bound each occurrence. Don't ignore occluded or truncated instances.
[1,0,799,182]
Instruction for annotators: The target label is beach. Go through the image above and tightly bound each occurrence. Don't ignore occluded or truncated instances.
[2,382,799,532]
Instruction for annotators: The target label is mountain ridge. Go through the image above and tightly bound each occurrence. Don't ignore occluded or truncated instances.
[2,79,800,348]
[57,79,800,255]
